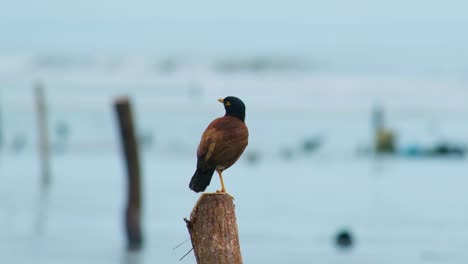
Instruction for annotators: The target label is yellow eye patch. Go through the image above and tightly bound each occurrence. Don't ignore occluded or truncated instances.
[225,101,231,106]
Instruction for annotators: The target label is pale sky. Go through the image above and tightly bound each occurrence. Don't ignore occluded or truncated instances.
[1,0,467,74]
[2,0,467,22]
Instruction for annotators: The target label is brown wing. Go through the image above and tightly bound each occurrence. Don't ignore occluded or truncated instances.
[197,116,248,170]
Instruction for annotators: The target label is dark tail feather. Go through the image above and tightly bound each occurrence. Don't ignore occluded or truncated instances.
[189,168,215,192]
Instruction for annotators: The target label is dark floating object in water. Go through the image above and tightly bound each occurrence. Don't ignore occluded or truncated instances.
[402,142,466,158]
[335,229,354,250]
[245,150,261,165]
[430,142,465,157]
[301,136,322,154]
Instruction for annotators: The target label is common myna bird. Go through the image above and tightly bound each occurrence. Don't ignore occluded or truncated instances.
[189,96,249,193]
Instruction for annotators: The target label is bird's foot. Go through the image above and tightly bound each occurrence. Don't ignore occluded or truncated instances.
[216,189,234,200]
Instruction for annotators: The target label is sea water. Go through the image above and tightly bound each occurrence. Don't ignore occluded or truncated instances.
[1,67,467,263]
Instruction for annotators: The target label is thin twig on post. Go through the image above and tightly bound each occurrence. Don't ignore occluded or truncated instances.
[114,97,144,251]
[185,193,243,264]
[35,82,51,191]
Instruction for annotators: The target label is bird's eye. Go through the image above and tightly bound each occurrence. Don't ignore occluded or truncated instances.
[225,101,231,106]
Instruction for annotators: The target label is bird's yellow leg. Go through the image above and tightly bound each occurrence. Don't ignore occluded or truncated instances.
[216,169,226,193]
[216,169,234,199]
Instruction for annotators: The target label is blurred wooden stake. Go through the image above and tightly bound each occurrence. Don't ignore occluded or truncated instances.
[114,97,144,251]
[185,193,243,264]
[35,82,51,191]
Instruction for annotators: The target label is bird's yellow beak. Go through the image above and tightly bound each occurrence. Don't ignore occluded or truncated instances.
[218,98,231,106]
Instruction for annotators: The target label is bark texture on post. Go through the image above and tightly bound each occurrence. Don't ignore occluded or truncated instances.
[186,193,243,264]
[114,97,143,251]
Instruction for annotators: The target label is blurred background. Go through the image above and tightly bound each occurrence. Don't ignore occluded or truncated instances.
[1,1,468,263]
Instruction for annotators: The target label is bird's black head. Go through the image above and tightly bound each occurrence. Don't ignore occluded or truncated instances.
[218,96,246,122]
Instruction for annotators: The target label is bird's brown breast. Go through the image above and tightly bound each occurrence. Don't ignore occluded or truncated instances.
[197,116,248,171]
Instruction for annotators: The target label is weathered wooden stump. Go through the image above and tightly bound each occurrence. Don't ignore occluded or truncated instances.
[185,193,243,264]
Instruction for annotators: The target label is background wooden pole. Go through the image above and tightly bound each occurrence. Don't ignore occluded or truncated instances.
[185,193,243,264]
[114,97,144,251]
[35,82,51,191]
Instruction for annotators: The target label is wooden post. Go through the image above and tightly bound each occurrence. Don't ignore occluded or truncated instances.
[35,82,51,191]
[114,97,144,251]
[185,193,243,264]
